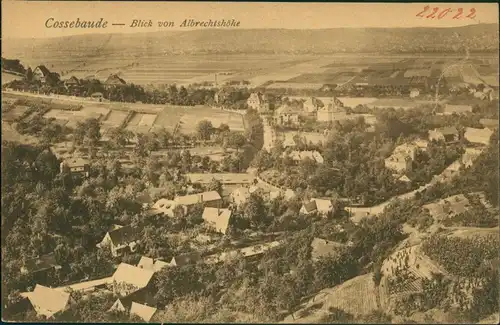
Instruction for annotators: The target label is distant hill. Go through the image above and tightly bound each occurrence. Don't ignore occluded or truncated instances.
[2,24,498,60]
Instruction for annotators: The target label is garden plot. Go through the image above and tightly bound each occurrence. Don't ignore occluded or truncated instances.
[150,105,189,133]
[102,110,129,128]
[379,244,448,311]
[80,105,110,116]
[125,113,157,133]
[44,106,110,128]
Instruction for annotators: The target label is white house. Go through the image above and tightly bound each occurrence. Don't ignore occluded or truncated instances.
[23,285,72,319]
[247,92,269,112]
[300,198,334,216]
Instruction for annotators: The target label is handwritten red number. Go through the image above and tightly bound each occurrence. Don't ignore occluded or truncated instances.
[416,5,430,17]
[466,8,476,19]
[426,7,439,18]
[453,8,464,19]
[438,8,452,19]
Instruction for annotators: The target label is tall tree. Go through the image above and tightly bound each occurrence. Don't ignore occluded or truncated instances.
[196,120,213,141]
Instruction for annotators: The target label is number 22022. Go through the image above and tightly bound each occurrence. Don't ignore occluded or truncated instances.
[416,6,476,19]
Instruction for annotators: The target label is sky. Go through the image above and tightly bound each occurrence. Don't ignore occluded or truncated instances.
[2,1,499,39]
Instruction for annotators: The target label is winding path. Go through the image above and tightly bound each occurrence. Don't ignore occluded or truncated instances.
[254,109,478,223]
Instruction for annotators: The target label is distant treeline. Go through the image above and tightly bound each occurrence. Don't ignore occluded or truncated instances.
[2,57,26,75]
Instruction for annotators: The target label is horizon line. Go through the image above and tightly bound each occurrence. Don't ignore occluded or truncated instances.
[3,22,497,41]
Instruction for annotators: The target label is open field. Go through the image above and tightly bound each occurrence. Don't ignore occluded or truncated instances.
[126,113,157,127]
[178,107,245,134]
[5,48,498,93]
[124,113,157,134]
[282,273,379,323]
[287,71,359,84]
[367,98,442,110]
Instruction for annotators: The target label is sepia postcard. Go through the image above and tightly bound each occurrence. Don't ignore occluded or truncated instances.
[1,1,499,323]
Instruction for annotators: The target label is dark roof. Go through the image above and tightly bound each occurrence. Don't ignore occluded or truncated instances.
[302,200,318,213]
[117,289,158,310]
[22,253,60,273]
[108,226,140,246]
[105,74,127,86]
[171,252,202,266]
[35,65,51,76]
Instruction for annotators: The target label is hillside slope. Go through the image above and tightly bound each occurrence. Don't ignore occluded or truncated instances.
[3,24,498,60]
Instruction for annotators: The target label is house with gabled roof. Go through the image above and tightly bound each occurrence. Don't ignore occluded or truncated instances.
[130,302,158,322]
[96,224,141,257]
[247,92,270,113]
[174,191,222,209]
[60,157,90,177]
[33,65,51,84]
[23,284,72,319]
[275,104,301,125]
[464,127,493,145]
[302,97,321,113]
[169,252,202,267]
[108,288,158,321]
[105,74,127,88]
[428,126,460,143]
[111,263,155,296]
[202,207,233,234]
[64,76,80,90]
[316,97,346,122]
[384,143,418,174]
[300,198,334,216]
